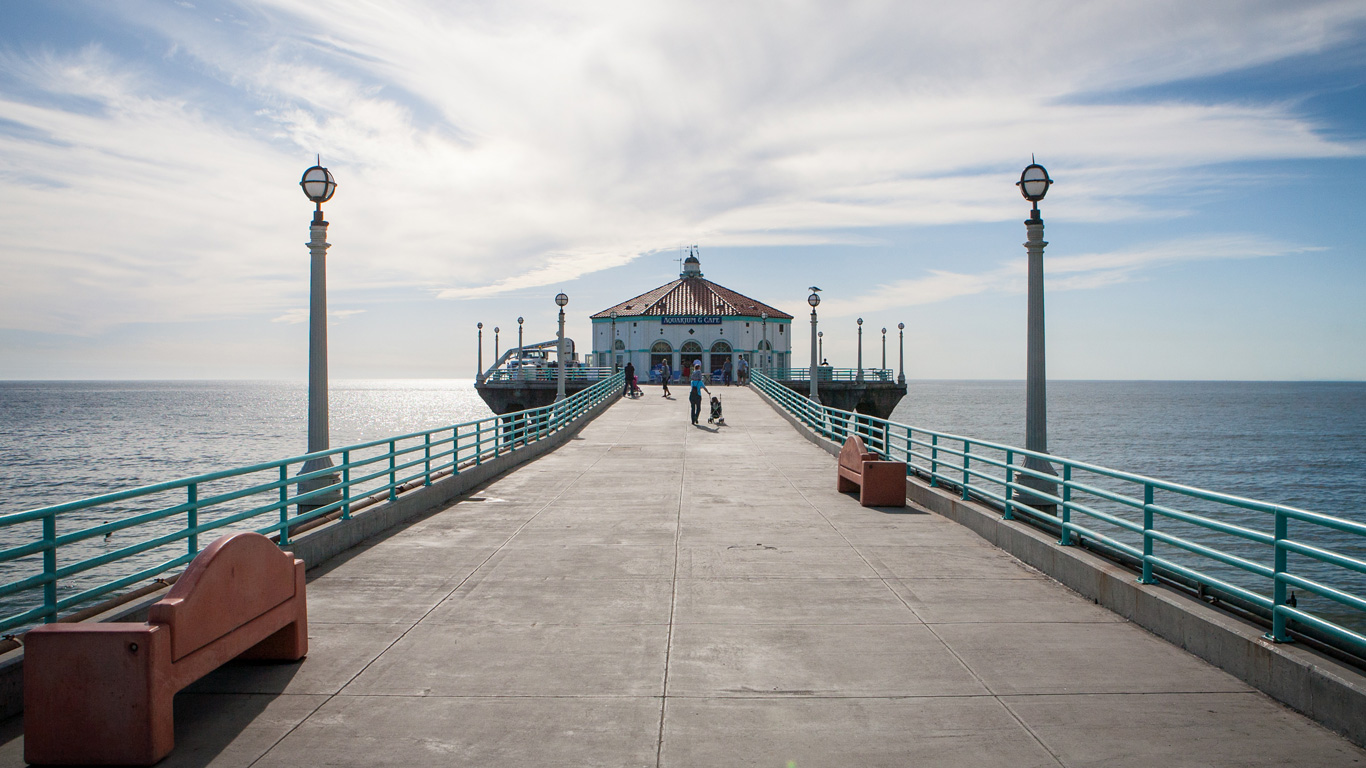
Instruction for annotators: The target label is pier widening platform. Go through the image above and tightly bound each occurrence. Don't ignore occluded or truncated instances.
[3,386,1362,766]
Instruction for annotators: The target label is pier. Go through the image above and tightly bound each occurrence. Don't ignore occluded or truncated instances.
[4,387,1360,766]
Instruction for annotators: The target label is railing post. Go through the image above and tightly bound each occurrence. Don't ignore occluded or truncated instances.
[961,441,971,500]
[42,513,57,623]
[1003,450,1014,521]
[388,440,398,501]
[1058,464,1072,545]
[341,450,352,519]
[452,427,461,474]
[930,434,939,487]
[187,483,198,555]
[424,433,432,484]
[1139,482,1155,584]
[904,426,912,471]
[278,464,290,545]
[476,422,483,465]
[1267,510,1293,642]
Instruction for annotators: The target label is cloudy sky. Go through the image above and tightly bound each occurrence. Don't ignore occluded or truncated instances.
[1,0,1363,380]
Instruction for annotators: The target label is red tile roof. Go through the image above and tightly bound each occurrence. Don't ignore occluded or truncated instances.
[591,277,793,320]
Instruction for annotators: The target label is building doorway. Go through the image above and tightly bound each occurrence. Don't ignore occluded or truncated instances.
[680,340,703,376]
[650,341,674,380]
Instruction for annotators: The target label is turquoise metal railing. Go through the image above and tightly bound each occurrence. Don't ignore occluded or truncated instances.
[0,373,623,635]
[481,366,615,383]
[767,367,896,382]
[751,371,1366,657]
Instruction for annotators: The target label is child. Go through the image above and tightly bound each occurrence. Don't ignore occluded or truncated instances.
[707,395,725,426]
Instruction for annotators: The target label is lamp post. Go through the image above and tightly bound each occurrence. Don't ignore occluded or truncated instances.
[808,289,821,400]
[818,331,823,365]
[610,310,618,371]
[298,159,339,512]
[760,312,768,373]
[494,326,500,368]
[856,318,864,382]
[476,322,483,379]
[1017,159,1058,506]
[555,292,569,401]
[897,322,906,385]
[881,327,887,374]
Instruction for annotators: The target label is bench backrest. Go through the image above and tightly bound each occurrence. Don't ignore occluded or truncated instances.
[147,533,297,661]
[838,434,873,471]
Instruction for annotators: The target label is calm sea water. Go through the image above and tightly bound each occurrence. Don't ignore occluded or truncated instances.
[1,379,1363,636]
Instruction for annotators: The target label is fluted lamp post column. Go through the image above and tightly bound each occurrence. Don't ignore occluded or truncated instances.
[555,292,569,401]
[807,289,821,401]
[881,327,887,376]
[818,331,823,365]
[897,322,906,385]
[760,312,768,374]
[517,317,524,378]
[1018,159,1059,508]
[476,322,483,379]
[298,160,339,514]
[610,310,618,372]
[856,318,864,382]
[494,327,500,368]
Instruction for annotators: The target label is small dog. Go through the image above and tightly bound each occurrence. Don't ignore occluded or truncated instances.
[707,396,725,426]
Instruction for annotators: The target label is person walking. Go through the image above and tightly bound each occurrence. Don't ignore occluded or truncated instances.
[688,363,710,425]
[660,359,672,397]
[722,359,733,386]
[737,357,749,385]
[623,361,635,398]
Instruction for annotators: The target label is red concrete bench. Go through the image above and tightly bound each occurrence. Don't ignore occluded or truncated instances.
[24,532,308,766]
[837,434,907,507]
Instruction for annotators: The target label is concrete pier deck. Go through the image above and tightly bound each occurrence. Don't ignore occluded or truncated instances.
[4,387,1363,766]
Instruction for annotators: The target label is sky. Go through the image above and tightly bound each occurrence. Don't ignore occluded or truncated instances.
[0,0,1363,380]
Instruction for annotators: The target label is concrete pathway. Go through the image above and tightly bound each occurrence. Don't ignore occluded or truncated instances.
[4,386,1364,766]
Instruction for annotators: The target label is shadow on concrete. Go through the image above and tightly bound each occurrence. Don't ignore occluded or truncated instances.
[692,424,719,433]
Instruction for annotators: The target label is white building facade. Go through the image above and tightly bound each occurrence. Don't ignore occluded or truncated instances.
[590,254,793,380]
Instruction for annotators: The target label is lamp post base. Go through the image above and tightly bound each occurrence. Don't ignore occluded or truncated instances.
[1018,455,1059,513]
[297,456,340,516]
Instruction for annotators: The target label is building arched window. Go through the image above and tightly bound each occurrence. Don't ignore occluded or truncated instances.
[651,341,672,353]
[681,341,702,353]
[614,339,625,351]
[710,340,732,354]
[757,340,772,351]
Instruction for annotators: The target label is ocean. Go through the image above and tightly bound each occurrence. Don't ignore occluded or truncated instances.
[1,379,1364,636]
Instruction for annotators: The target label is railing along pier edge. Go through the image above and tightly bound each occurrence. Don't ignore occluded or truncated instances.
[748,372,1366,748]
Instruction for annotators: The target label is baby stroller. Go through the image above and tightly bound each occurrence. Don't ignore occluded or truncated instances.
[707,395,725,426]
[628,374,643,398]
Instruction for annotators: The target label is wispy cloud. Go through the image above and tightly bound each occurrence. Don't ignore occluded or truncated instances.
[0,1,1363,335]
[817,236,1319,317]
[271,308,366,325]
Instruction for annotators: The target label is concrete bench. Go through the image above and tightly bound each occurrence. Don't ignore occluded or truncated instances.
[24,532,308,766]
[836,434,907,507]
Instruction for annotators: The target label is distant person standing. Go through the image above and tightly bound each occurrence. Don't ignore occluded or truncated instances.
[623,361,635,398]
[722,359,733,386]
[660,360,672,397]
[688,364,710,425]
[737,357,749,385]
